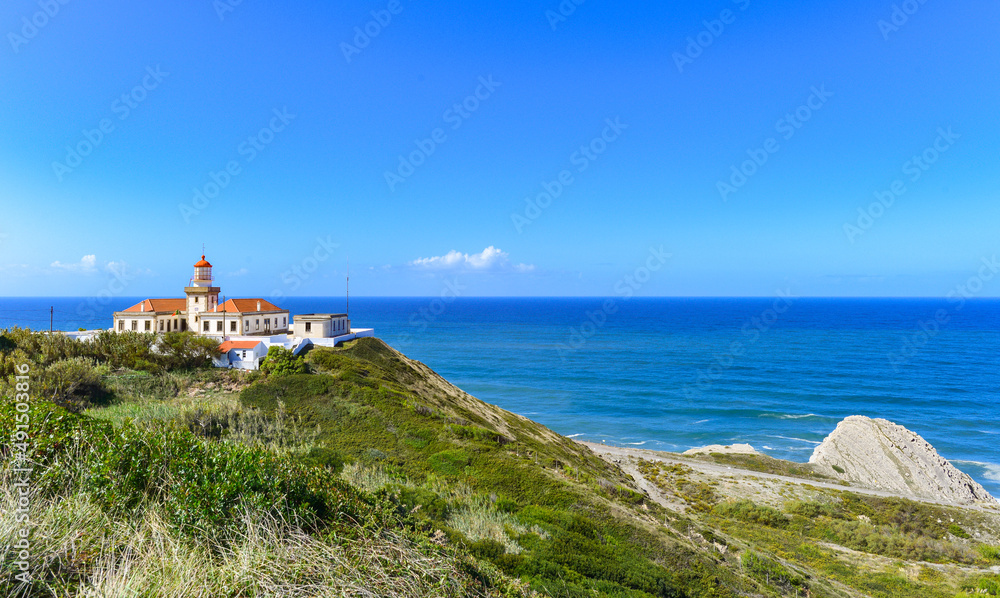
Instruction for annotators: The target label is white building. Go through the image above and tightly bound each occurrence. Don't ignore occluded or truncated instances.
[292,313,350,338]
[107,252,375,370]
[214,340,268,369]
[112,255,290,337]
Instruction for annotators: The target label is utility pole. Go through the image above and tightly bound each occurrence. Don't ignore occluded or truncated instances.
[222,295,226,340]
[50,306,53,334]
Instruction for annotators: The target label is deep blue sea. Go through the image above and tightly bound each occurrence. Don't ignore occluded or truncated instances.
[2,296,998,495]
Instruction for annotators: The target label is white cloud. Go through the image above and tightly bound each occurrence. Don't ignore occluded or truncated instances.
[51,254,97,272]
[410,246,534,272]
[228,268,249,277]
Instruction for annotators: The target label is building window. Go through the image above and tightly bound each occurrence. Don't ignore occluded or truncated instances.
[181,320,187,331]
[131,321,137,331]
[282,317,286,327]
[216,321,222,332]
[203,321,210,332]
[159,321,164,331]
[230,321,236,332]
[305,322,311,332]
[195,297,199,303]
[255,319,259,330]
[241,351,246,358]
[118,321,124,331]
[144,321,151,331]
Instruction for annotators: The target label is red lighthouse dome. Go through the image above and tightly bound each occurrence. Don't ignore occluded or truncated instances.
[192,255,213,284]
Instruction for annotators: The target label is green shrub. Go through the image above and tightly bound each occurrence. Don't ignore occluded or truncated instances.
[1,399,371,537]
[979,545,1000,562]
[962,575,1000,596]
[741,551,806,591]
[428,449,470,477]
[713,500,789,528]
[34,357,111,411]
[390,485,451,520]
[470,539,508,560]
[301,446,345,473]
[785,499,845,520]
[259,346,307,377]
[948,523,971,538]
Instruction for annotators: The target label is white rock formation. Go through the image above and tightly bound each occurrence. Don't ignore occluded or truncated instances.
[809,415,995,505]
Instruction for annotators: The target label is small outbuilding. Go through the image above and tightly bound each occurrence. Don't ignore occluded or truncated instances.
[214,340,268,370]
[292,313,351,338]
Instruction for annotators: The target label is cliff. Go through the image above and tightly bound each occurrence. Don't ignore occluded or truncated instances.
[809,415,996,505]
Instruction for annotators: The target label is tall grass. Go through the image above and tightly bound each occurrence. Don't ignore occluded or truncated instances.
[447,496,539,555]
[0,449,523,597]
[90,391,321,458]
[339,463,546,555]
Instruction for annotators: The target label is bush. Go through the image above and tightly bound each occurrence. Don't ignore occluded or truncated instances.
[713,500,789,528]
[785,499,845,520]
[30,357,110,411]
[741,551,806,591]
[260,346,308,377]
[979,545,1000,562]
[156,332,222,370]
[0,399,371,536]
[428,449,471,477]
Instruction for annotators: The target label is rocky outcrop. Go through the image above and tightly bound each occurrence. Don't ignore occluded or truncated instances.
[810,415,996,505]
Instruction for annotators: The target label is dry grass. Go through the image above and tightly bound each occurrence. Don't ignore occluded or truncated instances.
[0,461,514,597]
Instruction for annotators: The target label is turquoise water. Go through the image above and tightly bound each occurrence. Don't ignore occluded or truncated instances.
[2,296,998,495]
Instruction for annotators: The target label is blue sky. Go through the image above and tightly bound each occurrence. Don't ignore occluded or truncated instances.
[1,0,998,298]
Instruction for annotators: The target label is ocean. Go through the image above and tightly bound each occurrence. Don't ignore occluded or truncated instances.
[2,296,998,495]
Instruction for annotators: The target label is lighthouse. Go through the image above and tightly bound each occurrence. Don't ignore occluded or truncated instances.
[185,255,221,332]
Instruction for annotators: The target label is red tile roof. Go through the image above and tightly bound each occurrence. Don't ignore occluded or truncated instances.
[123,299,187,313]
[213,298,284,313]
[219,340,264,352]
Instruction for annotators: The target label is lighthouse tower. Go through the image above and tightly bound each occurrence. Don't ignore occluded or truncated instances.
[185,255,220,332]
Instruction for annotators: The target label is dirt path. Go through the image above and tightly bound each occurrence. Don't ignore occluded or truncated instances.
[579,441,1000,515]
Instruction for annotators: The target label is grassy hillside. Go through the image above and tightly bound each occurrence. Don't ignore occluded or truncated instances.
[2,330,999,597]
